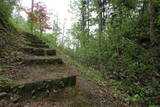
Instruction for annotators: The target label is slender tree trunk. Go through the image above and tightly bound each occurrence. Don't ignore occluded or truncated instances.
[80,0,87,48]
[31,0,34,33]
[97,0,103,70]
[87,0,90,36]
[39,22,42,36]
[16,6,20,24]
[149,0,156,45]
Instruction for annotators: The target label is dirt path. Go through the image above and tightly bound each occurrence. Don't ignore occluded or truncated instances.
[67,64,129,107]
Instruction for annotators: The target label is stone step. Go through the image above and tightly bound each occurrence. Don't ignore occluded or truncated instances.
[23,57,63,65]
[27,43,49,48]
[23,33,41,40]
[28,40,45,45]
[22,47,56,56]
[25,37,44,42]
[25,39,44,44]
[23,34,45,45]
[25,36,43,41]
[0,76,76,98]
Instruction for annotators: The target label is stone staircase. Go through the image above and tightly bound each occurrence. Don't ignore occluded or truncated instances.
[0,33,76,99]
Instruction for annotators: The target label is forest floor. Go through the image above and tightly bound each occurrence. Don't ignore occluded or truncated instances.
[0,34,129,107]
[0,55,129,107]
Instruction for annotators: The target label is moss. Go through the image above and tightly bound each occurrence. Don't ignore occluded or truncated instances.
[0,76,76,99]
[0,77,15,86]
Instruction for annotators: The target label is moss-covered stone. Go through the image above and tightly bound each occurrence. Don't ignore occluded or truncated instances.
[22,47,56,56]
[27,43,49,48]
[23,58,63,65]
[0,76,76,98]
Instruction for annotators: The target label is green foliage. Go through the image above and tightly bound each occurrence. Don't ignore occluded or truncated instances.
[0,1,15,22]
[39,33,58,48]
[18,84,25,89]
[54,0,160,105]
[11,16,31,32]
[10,97,19,103]
[31,89,36,95]
[45,89,50,94]
[32,96,36,99]
[149,105,159,107]
[52,89,58,93]
[0,77,14,85]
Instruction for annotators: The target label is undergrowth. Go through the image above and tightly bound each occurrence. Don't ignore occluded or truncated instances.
[40,34,160,106]
[0,1,24,72]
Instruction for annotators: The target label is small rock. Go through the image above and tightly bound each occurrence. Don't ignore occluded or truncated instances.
[0,92,7,98]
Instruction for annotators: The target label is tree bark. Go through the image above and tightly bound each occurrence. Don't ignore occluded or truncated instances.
[149,0,156,45]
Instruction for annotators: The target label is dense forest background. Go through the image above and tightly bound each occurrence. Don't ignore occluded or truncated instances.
[0,0,160,105]
[63,0,160,104]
